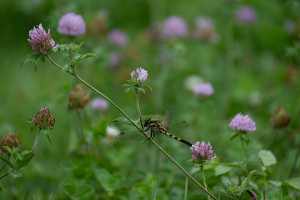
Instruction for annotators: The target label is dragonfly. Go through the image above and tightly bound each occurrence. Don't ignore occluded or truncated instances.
[110,110,193,147]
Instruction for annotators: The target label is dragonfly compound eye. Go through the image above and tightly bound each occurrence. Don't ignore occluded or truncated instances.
[144,117,151,126]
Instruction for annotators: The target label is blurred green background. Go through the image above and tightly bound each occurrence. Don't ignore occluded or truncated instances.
[0,0,300,199]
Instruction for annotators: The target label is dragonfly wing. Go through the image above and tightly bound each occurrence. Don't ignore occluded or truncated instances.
[159,110,173,127]
[109,118,140,133]
[115,131,147,141]
[166,121,188,136]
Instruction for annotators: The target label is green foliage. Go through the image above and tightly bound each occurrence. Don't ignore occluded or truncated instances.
[95,168,124,191]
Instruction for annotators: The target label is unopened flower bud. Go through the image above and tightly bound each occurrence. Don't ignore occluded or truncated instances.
[32,106,55,130]
[270,106,291,130]
[67,84,90,111]
[0,133,21,152]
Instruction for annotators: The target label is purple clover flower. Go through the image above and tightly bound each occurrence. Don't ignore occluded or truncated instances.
[28,24,58,54]
[107,29,128,47]
[193,82,214,97]
[194,17,219,43]
[162,16,189,39]
[131,68,148,83]
[190,141,217,162]
[91,98,109,111]
[236,6,258,24]
[57,13,86,36]
[229,113,256,133]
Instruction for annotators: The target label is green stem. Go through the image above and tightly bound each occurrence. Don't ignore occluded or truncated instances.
[240,135,245,161]
[47,56,217,200]
[76,111,101,198]
[201,165,210,200]
[0,172,9,181]
[135,89,144,129]
[289,138,300,178]
[31,128,41,153]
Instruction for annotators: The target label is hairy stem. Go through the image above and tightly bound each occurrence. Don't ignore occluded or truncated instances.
[47,56,218,200]
[201,165,210,200]
[135,89,144,129]
[31,128,41,153]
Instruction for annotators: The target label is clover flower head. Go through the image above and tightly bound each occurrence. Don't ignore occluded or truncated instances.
[32,106,55,130]
[91,98,109,111]
[236,6,257,24]
[67,84,90,111]
[57,12,86,36]
[107,29,128,47]
[193,82,214,97]
[131,68,148,83]
[0,133,21,153]
[162,16,189,39]
[229,113,256,133]
[28,24,57,54]
[190,141,217,162]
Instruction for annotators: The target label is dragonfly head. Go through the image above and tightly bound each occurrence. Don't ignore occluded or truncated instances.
[144,117,151,127]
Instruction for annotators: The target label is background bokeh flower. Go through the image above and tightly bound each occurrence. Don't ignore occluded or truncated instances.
[162,16,189,39]
[57,12,86,36]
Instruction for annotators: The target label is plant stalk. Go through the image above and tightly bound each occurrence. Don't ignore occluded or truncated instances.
[31,128,41,153]
[47,56,218,200]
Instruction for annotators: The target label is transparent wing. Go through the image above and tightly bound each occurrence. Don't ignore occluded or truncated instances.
[165,121,188,136]
[110,119,147,141]
[159,110,173,127]
[115,132,147,141]
[109,118,140,133]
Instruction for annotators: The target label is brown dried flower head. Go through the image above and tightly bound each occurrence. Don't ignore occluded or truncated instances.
[32,106,55,130]
[0,133,21,152]
[67,84,90,111]
[270,105,291,130]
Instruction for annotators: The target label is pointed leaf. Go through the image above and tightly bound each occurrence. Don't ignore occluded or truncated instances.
[125,87,134,93]
[62,64,70,72]
[143,84,152,91]
[121,84,132,87]
[15,153,34,170]
[229,132,239,141]
[239,170,256,192]
[0,157,14,169]
[9,170,23,178]
[22,118,32,124]
[258,150,277,166]
[40,55,46,63]
[137,87,145,94]
[76,41,85,51]
[74,184,92,197]
[214,186,227,195]
[30,126,37,132]
[20,54,37,67]
[20,150,31,156]
[46,135,52,147]
[33,54,42,72]
[2,146,12,154]
[75,53,97,63]
[61,183,77,196]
